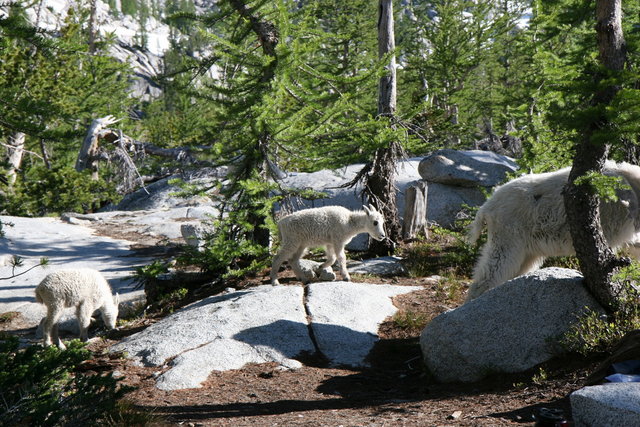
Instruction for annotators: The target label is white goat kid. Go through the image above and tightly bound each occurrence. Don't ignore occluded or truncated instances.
[466,161,640,302]
[35,268,119,349]
[270,205,386,285]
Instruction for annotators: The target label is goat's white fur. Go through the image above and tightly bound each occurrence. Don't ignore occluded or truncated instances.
[467,161,640,301]
[271,205,386,285]
[35,268,119,349]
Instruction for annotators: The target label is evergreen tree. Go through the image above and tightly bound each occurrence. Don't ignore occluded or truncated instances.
[398,0,529,148]
[0,3,133,215]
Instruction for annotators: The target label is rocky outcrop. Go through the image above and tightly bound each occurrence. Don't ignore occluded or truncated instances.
[418,149,518,227]
[112,282,421,390]
[420,268,604,383]
[571,383,640,426]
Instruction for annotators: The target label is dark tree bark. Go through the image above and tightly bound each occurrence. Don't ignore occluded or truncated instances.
[365,0,402,255]
[563,0,629,311]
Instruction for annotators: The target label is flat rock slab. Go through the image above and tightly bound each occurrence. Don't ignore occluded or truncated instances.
[347,256,406,277]
[0,215,149,327]
[307,282,421,367]
[112,283,421,390]
[571,383,640,426]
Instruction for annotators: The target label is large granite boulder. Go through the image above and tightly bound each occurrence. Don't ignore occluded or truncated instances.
[420,268,604,383]
[571,383,640,426]
[418,149,518,227]
[108,167,226,211]
[419,149,517,187]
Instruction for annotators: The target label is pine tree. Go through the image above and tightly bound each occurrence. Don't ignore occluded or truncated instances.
[0,2,133,214]
[398,0,529,148]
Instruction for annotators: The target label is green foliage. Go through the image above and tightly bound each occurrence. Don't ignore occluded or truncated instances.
[562,264,640,355]
[0,2,133,200]
[531,367,549,385]
[398,0,530,148]
[392,310,429,334]
[433,275,467,303]
[133,260,170,289]
[181,178,277,279]
[402,226,477,279]
[156,287,189,314]
[574,172,630,203]
[1,166,119,216]
[0,338,134,426]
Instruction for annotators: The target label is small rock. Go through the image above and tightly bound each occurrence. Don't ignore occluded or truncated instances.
[447,410,462,420]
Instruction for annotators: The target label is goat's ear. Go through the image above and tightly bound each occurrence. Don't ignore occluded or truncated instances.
[363,205,371,215]
[114,293,120,306]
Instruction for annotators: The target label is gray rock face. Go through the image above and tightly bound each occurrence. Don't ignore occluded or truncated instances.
[418,149,518,227]
[426,182,487,227]
[419,149,517,187]
[109,168,225,211]
[306,282,421,367]
[420,268,604,383]
[112,282,421,390]
[571,383,640,427]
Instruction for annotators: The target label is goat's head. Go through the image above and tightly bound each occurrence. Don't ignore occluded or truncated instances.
[101,293,120,330]
[363,204,386,241]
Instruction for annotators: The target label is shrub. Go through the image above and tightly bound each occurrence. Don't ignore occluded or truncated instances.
[402,226,477,278]
[561,264,640,355]
[0,337,134,426]
[1,166,119,216]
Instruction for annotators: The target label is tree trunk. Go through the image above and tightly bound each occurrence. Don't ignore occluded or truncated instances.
[76,116,119,180]
[365,0,402,255]
[563,0,628,311]
[402,180,428,240]
[88,0,97,54]
[377,0,396,116]
[5,132,25,187]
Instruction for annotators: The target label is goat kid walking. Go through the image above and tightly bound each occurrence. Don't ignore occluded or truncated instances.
[271,205,386,285]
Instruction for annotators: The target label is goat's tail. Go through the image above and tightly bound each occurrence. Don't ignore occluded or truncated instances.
[466,205,486,245]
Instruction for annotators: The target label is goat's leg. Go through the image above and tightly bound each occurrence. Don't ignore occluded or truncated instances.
[271,243,298,285]
[76,302,93,342]
[51,323,63,349]
[316,244,337,281]
[517,254,545,277]
[43,305,65,349]
[289,246,316,283]
[320,244,337,270]
[336,247,350,281]
[467,238,528,301]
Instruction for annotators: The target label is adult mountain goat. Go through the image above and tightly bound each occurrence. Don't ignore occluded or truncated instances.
[270,205,386,285]
[466,161,640,301]
[35,268,119,349]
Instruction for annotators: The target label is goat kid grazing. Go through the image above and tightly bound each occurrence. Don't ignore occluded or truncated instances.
[35,268,119,349]
[270,205,386,285]
[466,161,640,302]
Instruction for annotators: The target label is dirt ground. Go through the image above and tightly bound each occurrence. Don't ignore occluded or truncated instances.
[2,225,601,426]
